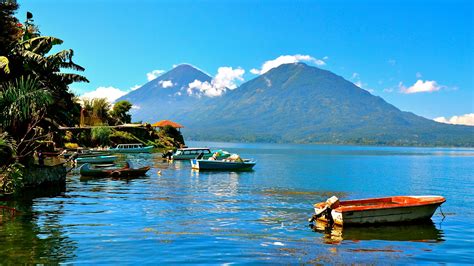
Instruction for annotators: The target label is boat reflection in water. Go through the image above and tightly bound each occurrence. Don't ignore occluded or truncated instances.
[311,220,444,244]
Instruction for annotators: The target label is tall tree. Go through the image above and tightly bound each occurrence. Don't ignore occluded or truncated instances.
[110,100,133,125]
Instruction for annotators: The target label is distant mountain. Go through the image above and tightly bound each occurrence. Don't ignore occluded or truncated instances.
[117,64,212,122]
[125,63,474,146]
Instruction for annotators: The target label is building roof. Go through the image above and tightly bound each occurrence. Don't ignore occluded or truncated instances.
[151,120,184,128]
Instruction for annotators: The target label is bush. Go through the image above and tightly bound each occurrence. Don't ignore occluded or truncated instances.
[109,130,137,145]
[0,162,24,194]
[91,126,111,146]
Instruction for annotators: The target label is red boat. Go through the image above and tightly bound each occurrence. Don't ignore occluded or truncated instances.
[311,196,446,226]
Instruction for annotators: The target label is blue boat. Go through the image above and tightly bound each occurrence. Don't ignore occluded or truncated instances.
[108,144,153,153]
[75,155,117,164]
[191,158,256,171]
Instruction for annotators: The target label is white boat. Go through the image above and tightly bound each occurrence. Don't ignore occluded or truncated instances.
[108,144,153,153]
[311,195,446,226]
[171,148,230,160]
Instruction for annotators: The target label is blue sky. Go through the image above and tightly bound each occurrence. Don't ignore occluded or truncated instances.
[18,0,473,122]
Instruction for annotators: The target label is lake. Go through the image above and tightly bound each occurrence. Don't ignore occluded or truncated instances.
[1,141,473,264]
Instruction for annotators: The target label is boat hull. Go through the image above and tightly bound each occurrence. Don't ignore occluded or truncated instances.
[191,159,256,171]
[79,163,150,178]
[314,196,445,226]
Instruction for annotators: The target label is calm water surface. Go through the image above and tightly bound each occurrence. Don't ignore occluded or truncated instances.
[1,142,473,264]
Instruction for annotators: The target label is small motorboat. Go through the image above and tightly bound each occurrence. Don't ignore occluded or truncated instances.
[75,155,117,164]
[108,144,153,153]
[80,162,150,178]
[310,195,446,226]
[170,148,231,160]
[191,158,256,171]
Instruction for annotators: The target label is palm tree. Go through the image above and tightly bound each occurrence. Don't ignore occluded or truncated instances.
[0,76,53,159]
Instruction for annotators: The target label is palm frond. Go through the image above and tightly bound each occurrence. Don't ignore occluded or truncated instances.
[58,62,85,72]
[0,76,53,128]
[54,72,89,83]
[16,50,47,66]
[20,36,63,55]
[0,56,10,74]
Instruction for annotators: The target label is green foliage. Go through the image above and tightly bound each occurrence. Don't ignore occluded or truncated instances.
[0,76,52,129]
[109,130,137,144]
[0,132,16,166]
[91,126,111,146]
[110,100,132,125]
[0,162,24,194]
[156,125,185,148]
[82,98,111,125]
[77,131,90,146]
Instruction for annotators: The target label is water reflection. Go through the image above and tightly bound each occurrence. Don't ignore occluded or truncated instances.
[311,220,444,244]
[0,201,77,264]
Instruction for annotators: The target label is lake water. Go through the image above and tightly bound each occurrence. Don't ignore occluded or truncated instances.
[1,142,473,264]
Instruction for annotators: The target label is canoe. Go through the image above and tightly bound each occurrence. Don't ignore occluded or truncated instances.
[311,196,445,226]
[108,144,153,153]
[191,159,256,171]
[80,162,150,178]
[75,155,117,164]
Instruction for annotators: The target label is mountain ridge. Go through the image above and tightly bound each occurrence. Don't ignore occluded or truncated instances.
[124,63,474,146]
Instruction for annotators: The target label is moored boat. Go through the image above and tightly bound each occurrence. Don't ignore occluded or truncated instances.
[171,148,231,160]
[310,195,446,226]
[75,155,117,164]
[191,158,256,171]
[108,144,153,153]
[80,162,150,178]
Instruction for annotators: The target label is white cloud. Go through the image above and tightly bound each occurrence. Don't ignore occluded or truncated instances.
[159,80,174,88]
[80,86,128,103]
[434,113,474,126]
[130,85,141,91]
[399,80,443,94]
[213,67,245,90]
[251,54,326,75]
[250,68,260,74]
[187,66,245,97]
[131,105,141,110]
[146,69,165,81]
[350,72,371,92]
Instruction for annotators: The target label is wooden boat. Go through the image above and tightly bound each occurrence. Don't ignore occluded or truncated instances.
[171,148,230,160]
[311,196,445,226]
[80,162,150,178]
[191,158,256,171]
[75,155,117,164]
[108,143,153,153]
